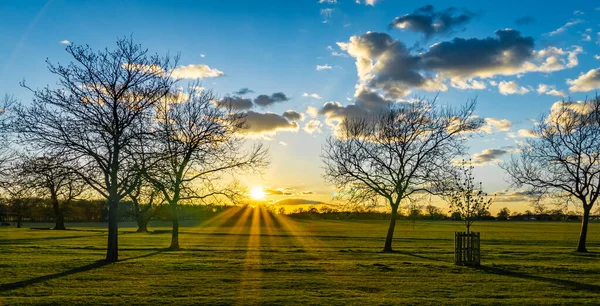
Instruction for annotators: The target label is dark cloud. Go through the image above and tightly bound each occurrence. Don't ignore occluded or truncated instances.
[389,5,476,39]
[471,148,510,165]
[216,96,253,110]
[420,29,535,78]
[234,87,254,95]
[515,16,534,26]
[242,111,299,135]
[275,198,325,206]
[282,110,304,121]
[254,92,291,107]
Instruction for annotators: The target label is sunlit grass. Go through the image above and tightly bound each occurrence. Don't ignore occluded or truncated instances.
[1,219,600,305]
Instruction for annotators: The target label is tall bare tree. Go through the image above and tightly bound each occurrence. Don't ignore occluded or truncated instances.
[322,98,482,252]
[143,86,268,249]
[14,37,178,261]
[503,97,600,252]
[0,95,16,169]
[20,153,85,230]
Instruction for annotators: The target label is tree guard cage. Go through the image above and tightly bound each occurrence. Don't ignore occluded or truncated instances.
[455,232,480,266]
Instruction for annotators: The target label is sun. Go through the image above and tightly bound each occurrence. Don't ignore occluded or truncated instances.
[250,186,266,200]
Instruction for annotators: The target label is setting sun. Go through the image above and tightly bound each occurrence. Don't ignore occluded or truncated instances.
[250,186,266,200]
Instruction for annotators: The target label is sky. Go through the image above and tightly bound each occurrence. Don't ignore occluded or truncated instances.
[1,0,600,214]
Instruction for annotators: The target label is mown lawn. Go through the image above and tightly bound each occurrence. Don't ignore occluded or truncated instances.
[1,212,600,305]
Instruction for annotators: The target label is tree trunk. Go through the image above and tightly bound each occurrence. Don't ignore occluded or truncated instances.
[383,205,399,252]
[576,207,591,253]
[105,195,119,262]
[170,202,179,249]
[51,194,66,230]
[136,214,149,233]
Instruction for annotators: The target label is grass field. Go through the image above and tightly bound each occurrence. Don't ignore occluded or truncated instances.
[1,211,600,305]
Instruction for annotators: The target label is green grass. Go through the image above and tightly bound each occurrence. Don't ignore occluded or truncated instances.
[1,215,600,305]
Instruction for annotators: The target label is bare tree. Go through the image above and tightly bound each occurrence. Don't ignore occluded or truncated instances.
[503,97,600,252]
[0,95,16,169]
[441,160,493,233]
[322,98,482,252]
[20,153,85,230]
[143,86,268,249]
[127,177,162,233]
[14,37,178,261]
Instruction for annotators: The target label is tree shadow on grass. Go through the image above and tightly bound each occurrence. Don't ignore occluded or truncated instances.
[380,250,445,262]
[0,234,105,245]
[0,249,170,292]
[476,265,600,293]
[0,260,109,292]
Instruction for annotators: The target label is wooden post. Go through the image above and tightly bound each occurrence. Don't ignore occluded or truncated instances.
[455,232,480,266]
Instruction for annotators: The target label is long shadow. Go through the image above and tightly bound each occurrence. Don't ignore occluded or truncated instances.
[385,250,445,262]
[0,260,109,292]
[0,249,170,292]
[476,265,600,293]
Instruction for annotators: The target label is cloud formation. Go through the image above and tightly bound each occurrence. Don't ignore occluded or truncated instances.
[567,68,600,92]
[234,87,254,95]
[303,119,323,134]
[471,148,511,165]
[242,111,299,135]
[545,20,583,36]
[254,92,291,107]
[216,96,253,110]
[172,64,225,79]
[303,92,322,99]
[481,118,511,134]
[337,29,581,102]
[498,80,530,95]
[389,5,476,39]
[537,84,567,97]
[316,64,333,70]
[274,198,325,206]
[59,40,71,45]
[282,110,304,121]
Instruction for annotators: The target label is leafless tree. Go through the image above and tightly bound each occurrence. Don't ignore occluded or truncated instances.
[503,96,600,252]
[20,153,86,230]
[14,37,178,261]
[143,86,268,249]
[127,176,162,233]
[0,161,34,228]
[322,98,482,252]
[440,160,493,233]
[0,95,16,170]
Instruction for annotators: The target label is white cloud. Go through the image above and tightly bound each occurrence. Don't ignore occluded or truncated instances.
[316,64,333,71]
[517,129,537,138]
[303,119,323,134]
[59,40,71,45]
[582,34,591,41]
[306,106,319,118]
[319,0,337,3]
[545,19,583,36]
[498,81,530,95]
[279,141,288,146]
[302,92,323,99]
[537,84,567,97]
[450,79,487,90]
[200,54,206,58]
[567,68,600,92]
[595,55,600,60]
[172,64,225,79]
[481,118,512,134]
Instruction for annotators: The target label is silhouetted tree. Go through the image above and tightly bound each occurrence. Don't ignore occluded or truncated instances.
[15,37,178,261]
[441,160,493,233]
[322,98,482,252]
[143,86,268,249]
[503,97,600,252]
[127,177,162,232]
[20,153,85,230]
[497,207,510,221]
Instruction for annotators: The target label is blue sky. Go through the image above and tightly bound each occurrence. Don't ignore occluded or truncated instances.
[1,0,600,213]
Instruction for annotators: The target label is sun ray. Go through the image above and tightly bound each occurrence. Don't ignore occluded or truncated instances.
[237,206,263,304]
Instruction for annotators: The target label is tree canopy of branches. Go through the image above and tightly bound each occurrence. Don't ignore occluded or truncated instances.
[15,37,178,262]
[0,95,16,169]
[441,160,493,233]
[143,86,268,249]
[503,96,600,252]
[322,98,482,252]
[20,153,85,230]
